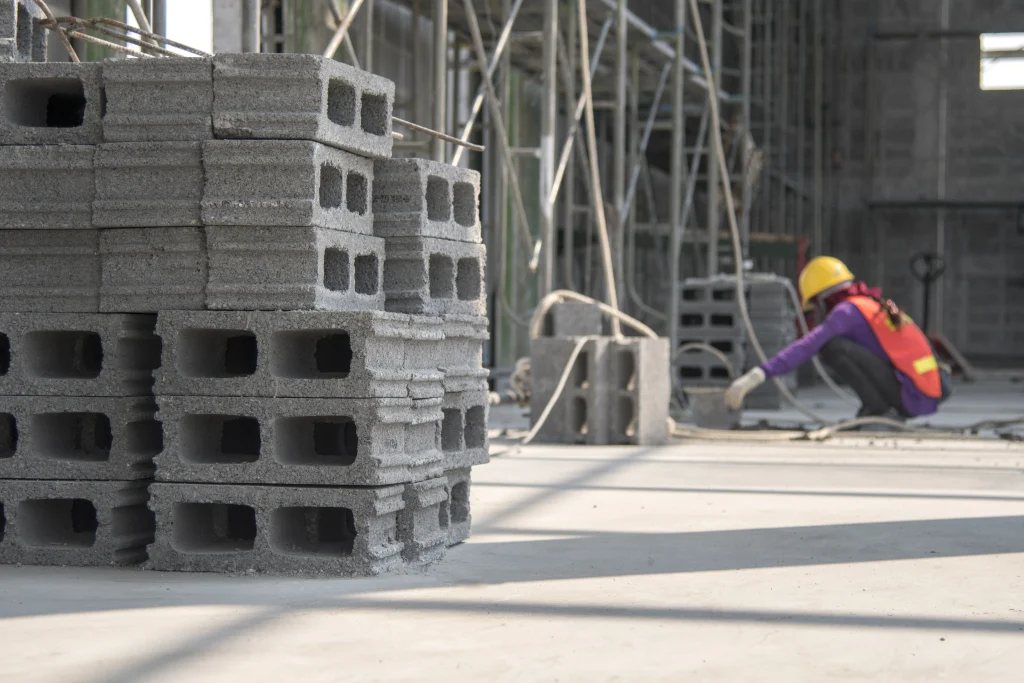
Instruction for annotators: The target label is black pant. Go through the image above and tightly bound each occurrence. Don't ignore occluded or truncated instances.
[819,337,906,417]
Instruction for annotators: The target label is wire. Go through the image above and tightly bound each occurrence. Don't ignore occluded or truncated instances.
[521,337,591,445]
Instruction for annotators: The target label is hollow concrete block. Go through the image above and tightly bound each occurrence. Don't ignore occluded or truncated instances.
[0,0,47,63]
[99,227,208,312]
[538,301,603,338]
[0,144,94,228]
[0,229,99,312]
[102,57,213,142]
[608,337,670,446]
[373,158,481,243]
[93,142,204,227]
[0,61,102,144]
[529,337,611,445]
[440,386,490,469]
[383,236,487,316]
[443,467,472,547]
[436,315,489,392]
[398,476,448,566]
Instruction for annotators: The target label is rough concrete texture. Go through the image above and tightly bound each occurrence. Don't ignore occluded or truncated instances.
[440,386,490,469]
[212,53,394,159]
[154,309,443,399]
[101,57,213,142]
[372,158,481,243]
[383,236,487,316]
[206,226,385,312]
[608,337,670,445]
[397,476,449,566]
[154,394,442,487]
[146,482,404,575]
[443,466,472,547]
[0,395,159,480]
[436,314,489,392]
[0,312,158,396]
[0,229,99,312]
[0,0,46,63]
[0,61,101,144]
[93,142,204,227]
[529,337,611,445]
[539,301,604,338]
[0,479,152,567]
[99,227,207,312]
[202,139,374,233]
[0,144,94,228]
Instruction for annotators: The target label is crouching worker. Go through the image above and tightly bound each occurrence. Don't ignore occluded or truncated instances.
[723,256,952,422]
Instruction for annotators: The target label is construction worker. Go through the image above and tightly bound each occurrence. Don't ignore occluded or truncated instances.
[724,256,952,421]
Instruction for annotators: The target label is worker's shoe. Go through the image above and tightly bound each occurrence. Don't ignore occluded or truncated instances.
[852,407,907,432]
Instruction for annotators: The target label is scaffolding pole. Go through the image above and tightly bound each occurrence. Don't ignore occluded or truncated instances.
[432,0,448,161]
[668,0,686,357]
[539,0,558,295]
[705,0,723,275]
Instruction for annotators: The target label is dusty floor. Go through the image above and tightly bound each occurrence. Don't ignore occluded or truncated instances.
[1,381,1024,682]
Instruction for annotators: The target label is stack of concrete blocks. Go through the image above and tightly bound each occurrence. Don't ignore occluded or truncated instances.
[529,303,670,445]
[676,274,798,409]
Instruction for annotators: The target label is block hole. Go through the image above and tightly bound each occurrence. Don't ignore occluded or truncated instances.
[710,313,734,327]
[172,502,257,553]
[572,350,589,388]
[681,287,704,301]
[618,350,637,390]
[680,314,704,326]
[710,340,734,354]
[25,331,103,379]
[678,366,702,379]
[709,367,731,380]
[438,493,450,530]
[323,247,350,292]
[125,420,163,458]
[429,254,455,299]
[271,330,352,379]
[0,413,16,459]
[327,78,356,127]
[180,415,261,465]
[453,182,476,227]
[32,413,112,462]
[712,288,736,301]
[346,172,368,214]
[456,258,481,301]
[270,506,356,558]
[354,253,379,295]
[319,163,344,209]
[617,396,637,442]
[19,498,98,548]
[426,176,451,221]
[441,409,463,452]
[178,330,258,378]
[0,333,8,375]
[360,91,388,136]
[570,397,588,443]
[4,78,86,128]
[116,335,162,375]
[450,482,469,524]
[274,417,358,466]
[464,405,486,450]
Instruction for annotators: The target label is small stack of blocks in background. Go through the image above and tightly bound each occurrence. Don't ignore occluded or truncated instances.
[675,274,798,409]
[529,302,670,445]
[0,37,490,574]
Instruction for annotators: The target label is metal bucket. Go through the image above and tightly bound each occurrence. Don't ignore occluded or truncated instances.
[684,386,742,430]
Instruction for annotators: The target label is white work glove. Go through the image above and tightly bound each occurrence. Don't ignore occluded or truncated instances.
[724,367,766,410]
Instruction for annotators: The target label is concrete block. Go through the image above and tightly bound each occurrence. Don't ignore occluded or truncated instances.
[0,61,102,144]
[0,479,152,567]
[529,337,611,445]
[402,314,446,399]
[212,53,394,159]
[0,229,99,312]
[398,476,448,566]
[373,158,481,243]
[0,312,158,396]
[146,482,404,575]
[0,396,159,480]
[154,310,443,399]
[154,394,442,487]
[102,57,213,142]
[443,467,472,547]
[538,301,603,337]
[609,338,669,446]
[0,0,46,63]
[441,387,490,469]
[0,145,94,228]
[206,226,385,311]
[100,227,207,312]
[383,236,487,316]
[93,142,204,227]
[202,139,374,233]
[437,315,489,392]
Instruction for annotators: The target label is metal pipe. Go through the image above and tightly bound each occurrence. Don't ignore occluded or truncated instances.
[364,0,375,71]
[777,0,789,238]
[934,0,951,333]
[668,0,686,349]
[563,2,578,290]
[740,0,753,262]
[812,0,823,254]
[622,63,670,219]
[760,0,773,239]
[432,0,449,161]
[242,0,260,53]
[539,0,558,295]
[795,0,807,242]
[612,0,627,309]
[705,0,723,275]
[151,0,165,46]
[680,103,710,243]
[323,0,365,58]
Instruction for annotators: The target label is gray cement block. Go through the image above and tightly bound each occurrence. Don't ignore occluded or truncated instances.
[437,315,489,392]
[539,301,603,338]
[146,482,404,576]
[154,394,443,487]
[608,338,669,446]
[0,229,99,312]
[202,139,374,233]
[0,61,102,144]
[93,142,204,227]
[212,53,394,159]
[440,386,490,469]
[102,57,213,142]
[0,145,94,228]
[0,312,158,396]
[154,310,443,399]
[373,158,481,243]
[100,228,207,312]
[383,236,487,316]
[0,396,159,480]
[0,479,153,567]
[398,476,448,566]
[529,337,611,445]
[443,467,472,547]
[402,315,446,400]
[0,0,46,63]
[206,226,385,312]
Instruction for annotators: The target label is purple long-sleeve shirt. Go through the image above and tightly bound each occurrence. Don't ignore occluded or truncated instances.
[759,301,940,417]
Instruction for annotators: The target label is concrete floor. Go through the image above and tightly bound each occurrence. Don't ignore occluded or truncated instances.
[2,383,1024,682]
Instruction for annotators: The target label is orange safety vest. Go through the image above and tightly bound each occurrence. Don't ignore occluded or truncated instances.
[847,295,942,398]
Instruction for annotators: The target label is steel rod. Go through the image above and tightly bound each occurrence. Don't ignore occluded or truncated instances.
[612,0,628,309]
[432,0,449,161]
[539,0,558,295]
[242,0,260,53]
[323,0,365,58]
[705,0,723,276]
[668,0,686,349]
[392,116,485,151]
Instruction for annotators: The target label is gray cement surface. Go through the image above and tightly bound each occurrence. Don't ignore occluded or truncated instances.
[99,227,208,312]
[382,235,487,316]
[102,57,214,142]
[93,142,205,227]
[0,229,100,312]
[0,144,94,228]
[0,62,102,144]
[373,158,482,243]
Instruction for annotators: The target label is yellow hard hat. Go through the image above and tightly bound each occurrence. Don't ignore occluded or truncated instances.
[798,256,854,307]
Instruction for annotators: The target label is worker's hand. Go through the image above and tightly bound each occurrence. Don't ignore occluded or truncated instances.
[723,367,767,410]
